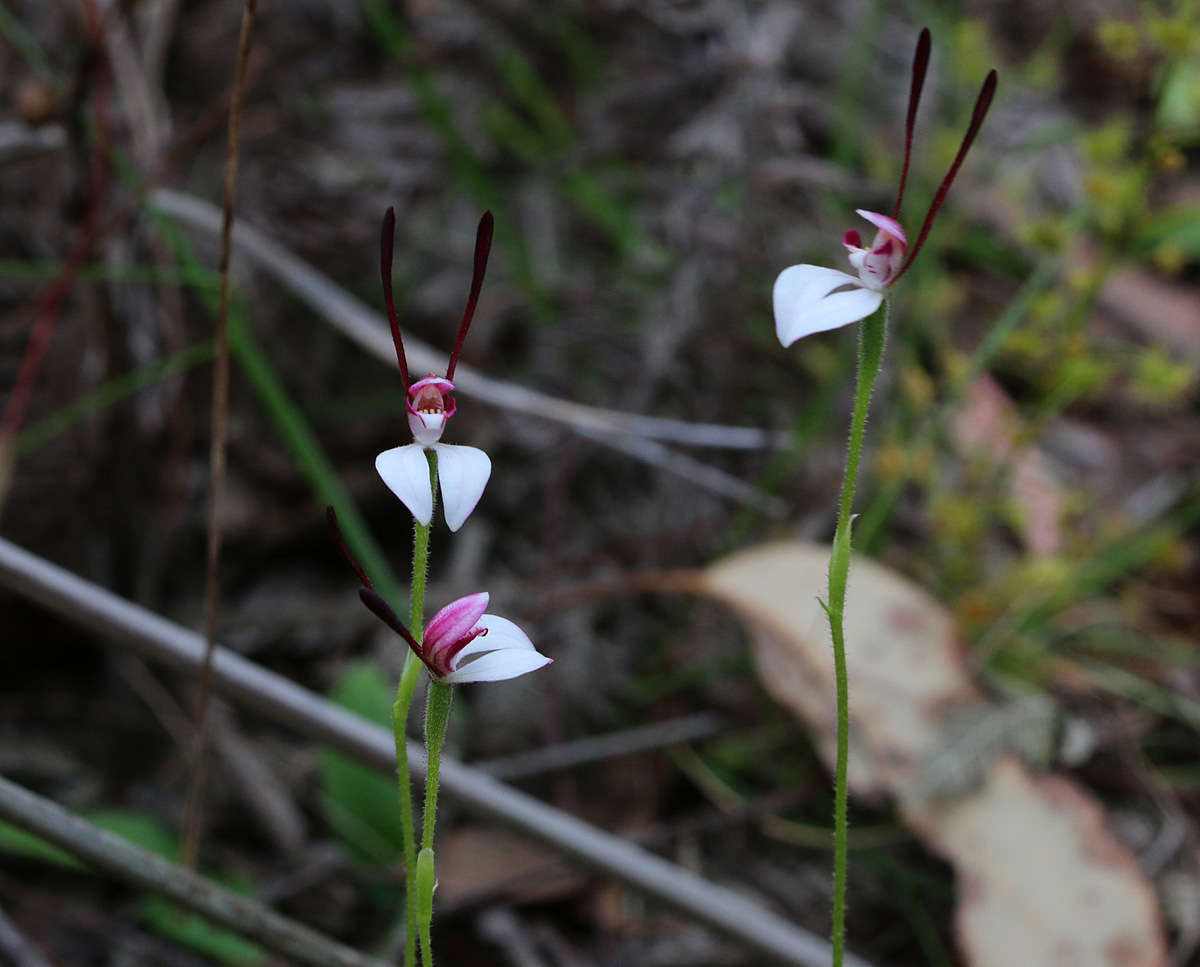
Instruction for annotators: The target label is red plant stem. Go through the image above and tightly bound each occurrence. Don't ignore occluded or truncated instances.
[0,21,111,466]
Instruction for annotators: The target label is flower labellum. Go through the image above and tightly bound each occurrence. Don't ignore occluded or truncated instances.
[773,28,997,346]
[407,375,456,446]
[374,208,496,530]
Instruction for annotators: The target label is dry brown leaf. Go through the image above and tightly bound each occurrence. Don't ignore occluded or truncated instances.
[1100,266,1200,357]
[954,374,1064,556]
[701,541,980,800]
[695,541,1167,966]
[436,826,583,910]
[915,756,1166,967]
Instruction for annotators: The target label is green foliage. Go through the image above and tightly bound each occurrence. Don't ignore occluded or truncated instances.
[0,820,83,869]
[138,897,265,966]
[16,342,214,458]
[1157,59,1200,140]
[318,662,409,864]
[1135,199,1200,260]
[1130,346,1197,406]
[0,810,264,965]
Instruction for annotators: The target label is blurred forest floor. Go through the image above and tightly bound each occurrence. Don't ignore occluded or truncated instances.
[1,0,1199,965]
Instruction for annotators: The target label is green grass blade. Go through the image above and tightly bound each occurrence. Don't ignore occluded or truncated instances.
[15,342,215,458]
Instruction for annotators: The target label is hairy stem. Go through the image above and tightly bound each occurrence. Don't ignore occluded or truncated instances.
[392,453,436,967]
[417,679,453,965]
[826,300,887,967]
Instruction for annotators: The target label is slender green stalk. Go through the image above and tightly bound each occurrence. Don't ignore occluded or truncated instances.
[825,300,887,967]
[420,682,452,851]
[417,679,453,965]
[391,648,421,966]
[391,452,438,966]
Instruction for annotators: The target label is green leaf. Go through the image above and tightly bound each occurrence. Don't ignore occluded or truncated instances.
[0,808,179,872]
[319,663,408,864]
[0,821,84,870]
[139,896,265,966]
[88,809,181,859]
[0,810,264,965]
[1133,200,1200,258]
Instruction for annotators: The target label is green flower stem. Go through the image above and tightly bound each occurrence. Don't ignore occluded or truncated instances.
[418,679,453,966]
[391,657,422,967]
[391,453,437,967]
[826,299,887,967]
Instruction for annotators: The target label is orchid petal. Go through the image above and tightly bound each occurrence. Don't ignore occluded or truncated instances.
[409,375,455,395]
[375,444,433,525]
[450,613,535,665]
[424,592,490,652]
[855,210,907,246]
[441,649,552,684]
[432,443,491,531]
[772,265,885,346]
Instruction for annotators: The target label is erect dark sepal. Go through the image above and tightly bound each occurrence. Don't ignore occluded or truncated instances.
[893,27,932,219]
[380,207,410,389]
[445,211,494,381]
[359,586,423,655]
[327,506,372,589]
[892,67,997,285]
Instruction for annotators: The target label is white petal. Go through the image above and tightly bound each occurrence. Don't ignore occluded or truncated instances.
[441,649,552,684]
[772,264,884,346]
[375,444,433,525]
[450,613,535,666]
[432,444,491,531]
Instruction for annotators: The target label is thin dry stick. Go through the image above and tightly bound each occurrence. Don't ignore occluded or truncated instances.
[147,188,784,453]
[0,775,385,967]
[476,713,723,781]
[0,904,51,967]
[0,536,872,967]
[181,0,257,870]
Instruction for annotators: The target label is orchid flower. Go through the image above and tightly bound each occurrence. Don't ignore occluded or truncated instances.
[773,29,997,346]
[328,507,551,683]
[362,588,551,684]
[374,208,495,531]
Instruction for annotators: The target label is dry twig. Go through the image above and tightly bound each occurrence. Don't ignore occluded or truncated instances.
[0,904,52,967]
[0,536,870,967]
[181,0,258,871]
[0,775,384,967]
[147,189,785,456]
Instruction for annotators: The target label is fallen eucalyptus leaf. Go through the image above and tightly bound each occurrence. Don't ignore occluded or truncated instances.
[913,756,1166,967]
[696,541,1168,966]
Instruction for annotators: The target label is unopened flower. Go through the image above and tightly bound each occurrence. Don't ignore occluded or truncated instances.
[374,209,495,531]
[773,29,997,346]
[329,506,551,684]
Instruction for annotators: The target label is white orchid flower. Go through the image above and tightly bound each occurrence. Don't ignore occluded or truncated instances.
[773,29,997,347]
[374,210,495,531]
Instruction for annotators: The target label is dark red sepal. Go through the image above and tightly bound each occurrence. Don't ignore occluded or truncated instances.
[380,207,410,390]
[891,68,997,286]
[893,27,931,220]
[359,587,424,657]
[444,211,494,381]
[327,505,372,589]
